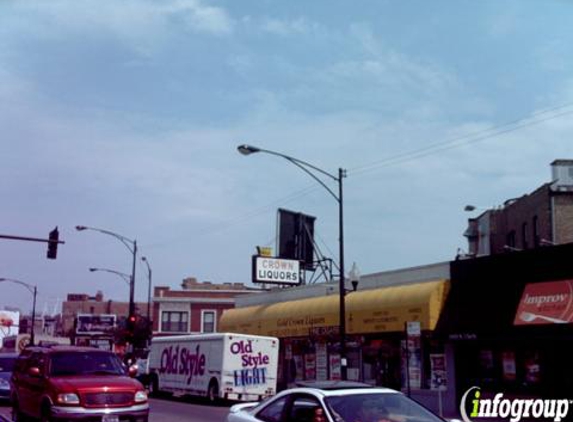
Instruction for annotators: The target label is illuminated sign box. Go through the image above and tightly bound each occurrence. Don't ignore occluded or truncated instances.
[253,256,301,285]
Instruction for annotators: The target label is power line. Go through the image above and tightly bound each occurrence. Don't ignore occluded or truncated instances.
[145,102,573,248]
[350,102,573,176]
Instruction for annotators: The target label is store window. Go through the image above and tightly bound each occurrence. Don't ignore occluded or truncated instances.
[161,311,188,333]
[201,310,216,333]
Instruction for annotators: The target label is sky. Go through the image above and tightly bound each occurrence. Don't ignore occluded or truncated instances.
[1,0,573,315]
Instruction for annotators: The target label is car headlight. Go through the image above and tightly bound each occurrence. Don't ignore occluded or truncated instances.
[57,393,80,405]
[0,378,10,388]
[134,390,148,403]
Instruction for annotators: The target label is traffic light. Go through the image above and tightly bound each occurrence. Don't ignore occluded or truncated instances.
[127,314,137,333]
[47,227,59,259]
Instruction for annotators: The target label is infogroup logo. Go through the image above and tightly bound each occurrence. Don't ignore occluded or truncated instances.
[460,387,572,422]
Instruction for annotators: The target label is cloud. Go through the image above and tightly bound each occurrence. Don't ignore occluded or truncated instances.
[260,17,324,37]
[2,0,234,57]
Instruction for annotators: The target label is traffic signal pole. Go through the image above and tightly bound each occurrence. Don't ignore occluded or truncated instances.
[0,228,65,259]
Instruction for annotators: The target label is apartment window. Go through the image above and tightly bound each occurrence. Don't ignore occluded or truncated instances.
[161,311,188,333]
[201,310,216,333]
[522,222,529,249]
[532,216,539,247]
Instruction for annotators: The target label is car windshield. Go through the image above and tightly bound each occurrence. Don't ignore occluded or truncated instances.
[325,392,444,422]
[50,352,126,376]
[0,357,16,372]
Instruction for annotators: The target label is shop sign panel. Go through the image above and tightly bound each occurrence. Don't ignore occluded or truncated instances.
[514,279,573,325]
[76,314,116,335]
[0,310,19,347]
[252,256,301,285]
[348,307,426,334]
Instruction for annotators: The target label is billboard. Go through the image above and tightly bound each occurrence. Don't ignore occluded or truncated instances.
[277,209,316,270]
[0,310,20,347]
[253,256,301,285]
[76,314,116,335]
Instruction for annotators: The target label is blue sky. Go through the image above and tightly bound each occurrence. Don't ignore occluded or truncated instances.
[1,0,573,314]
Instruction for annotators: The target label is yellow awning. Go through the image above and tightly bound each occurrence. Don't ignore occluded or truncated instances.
[220,279,449,338]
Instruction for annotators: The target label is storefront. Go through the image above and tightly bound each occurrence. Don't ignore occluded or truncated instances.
[437,242,573,407]
[220,279,450,409]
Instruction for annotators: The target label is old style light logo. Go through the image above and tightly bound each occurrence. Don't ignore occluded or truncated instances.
[460,387,571,422]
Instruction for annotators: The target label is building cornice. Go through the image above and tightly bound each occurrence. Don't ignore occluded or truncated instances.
[155,297,236,304]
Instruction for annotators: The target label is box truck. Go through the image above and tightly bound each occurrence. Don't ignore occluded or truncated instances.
[147,333,279,402]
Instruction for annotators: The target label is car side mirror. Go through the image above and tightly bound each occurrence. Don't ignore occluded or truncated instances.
[128,365,138,378]
[28,367,42,378]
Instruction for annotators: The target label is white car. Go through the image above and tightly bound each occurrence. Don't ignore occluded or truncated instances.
[226,381,447,422]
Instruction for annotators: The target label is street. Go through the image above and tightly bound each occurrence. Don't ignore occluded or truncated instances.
[0,397,231,422]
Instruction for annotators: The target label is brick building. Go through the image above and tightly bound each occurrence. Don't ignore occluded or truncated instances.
[464,159,573,256]
[152,277,260,336]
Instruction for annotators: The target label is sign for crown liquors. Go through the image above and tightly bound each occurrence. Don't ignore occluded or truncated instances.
[252,256,301,285]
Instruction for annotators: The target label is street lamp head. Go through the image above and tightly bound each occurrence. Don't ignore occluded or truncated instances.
[75,225,87,231]
[237,144,261,156]
[348,262,361,292]
[89,268,97,272]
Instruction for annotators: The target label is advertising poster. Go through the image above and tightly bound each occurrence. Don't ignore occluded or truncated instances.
[502,351,517,381]
[316,343,328,381]
[401,339,421,389]
[304,353,316,380]
[430,354,447,390]
[329,354,341,381]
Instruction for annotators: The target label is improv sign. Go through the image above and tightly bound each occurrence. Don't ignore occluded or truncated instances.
[252,256,301,285]
[514,279,573,325]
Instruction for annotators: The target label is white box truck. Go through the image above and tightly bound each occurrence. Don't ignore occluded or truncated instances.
[147,333,279,402]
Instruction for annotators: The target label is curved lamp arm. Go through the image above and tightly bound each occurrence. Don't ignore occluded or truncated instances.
[75,226,135,253]
[237,144,342,202]
[89,268,131,285]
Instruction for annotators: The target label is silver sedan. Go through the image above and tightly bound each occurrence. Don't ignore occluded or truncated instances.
[226,381,447,422]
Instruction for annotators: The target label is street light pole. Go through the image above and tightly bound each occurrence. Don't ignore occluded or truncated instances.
[0,278,38,346]
[141,257,152,320]
[76,226,137,318]
[237,144,349,380]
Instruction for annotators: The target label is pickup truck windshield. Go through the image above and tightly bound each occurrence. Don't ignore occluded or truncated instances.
[50,352,125,376]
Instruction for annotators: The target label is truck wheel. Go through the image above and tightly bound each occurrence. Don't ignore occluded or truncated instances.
[148,375,159,397]
[40,402,53,422]
[207,379,219,404]
[12,400,27,422]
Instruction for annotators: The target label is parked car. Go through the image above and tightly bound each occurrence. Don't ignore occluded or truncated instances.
[10,345,149,422]
[0,352,19,401]
[226,381,448,422]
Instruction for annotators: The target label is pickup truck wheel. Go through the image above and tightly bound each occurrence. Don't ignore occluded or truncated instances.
[11,400,28,422]
[40,402,53,422]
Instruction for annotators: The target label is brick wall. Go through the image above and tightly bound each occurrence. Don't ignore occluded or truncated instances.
[554,193,573,244]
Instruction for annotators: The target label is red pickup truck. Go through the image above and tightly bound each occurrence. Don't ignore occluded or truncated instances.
[11,346,149,422]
